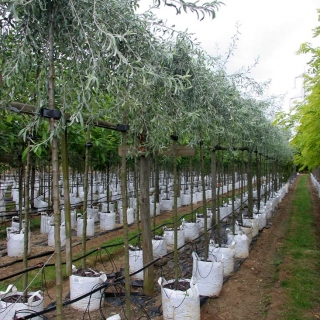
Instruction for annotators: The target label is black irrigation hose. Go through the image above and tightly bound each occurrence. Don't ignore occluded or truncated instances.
[0,250,55,269]
[0,188,256,287]
[0,196,248,280]
[0,262,44,281]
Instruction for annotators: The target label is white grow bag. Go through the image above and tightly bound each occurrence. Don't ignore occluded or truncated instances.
[158,277,200,320]
[192,252,224,297]
[181,194,191,206]
[219,206,229,221]
[239,225,253,245]
[163,228,185,251]
[40,213,52,234]
[196,211,212,233]
[182,220,200,241]
[150,202,160,216]
[0,285,44,320]
[228,231,249,259]
[70,270,106,312]
[99,211,116,231]
[160,199,173,211]
[209,241,235,276]
[254,212,267,230]
[243,218,259,238]
[71,210,77,229]
[61,209,77,228]
[11,216,25,231]
[77,216,95,237]
[102,202,115,213]
[129,247,144,280]
[152,236,167,259]
[7,228,30,257]
[87,206,99,222]
[119,207,134,225]
[48,222,66,247]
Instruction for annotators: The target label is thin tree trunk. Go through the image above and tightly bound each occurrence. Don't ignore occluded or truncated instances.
[217,150,221,245]
[18,156,23,231]
[90,165,93,206]
[247,151,253,218]
[82,128,90,269]
[120,116,131,319]
[61,128,72,275]
[200,141,208,260]
[232,154,236,234]
[107,162,110,211]
[173,139,179,287]
[48,165,51,208]
[134,157,140,231]
[153,157,159,233]
[256,152,261,211]
[48,3,62,318]
[30,163,35,209]
[190,157,194,214]
[211,149,217,226]
[23,140,31,302]
[139,154,154,295]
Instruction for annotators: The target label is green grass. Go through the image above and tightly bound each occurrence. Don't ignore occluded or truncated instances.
[277,175,320,320]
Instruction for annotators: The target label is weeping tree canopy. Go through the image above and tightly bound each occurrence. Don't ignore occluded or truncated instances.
[0,0,293,166]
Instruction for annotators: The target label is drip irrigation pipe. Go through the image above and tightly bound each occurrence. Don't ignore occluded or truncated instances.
[0,193,251,279]
[1,197,209,266]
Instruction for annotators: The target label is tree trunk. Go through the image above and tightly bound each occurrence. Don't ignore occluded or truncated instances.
[247,151,253,218]
[61,128,72,276]
[190,157,194,214]
[30,163,36,209]
[82,128,90,269]
[139,154,154,295]
[18,156,23,231]
[120,118,131,319]
[211,149,217,225]
[153,157,160,232]
[200,142,208,260]
[106,162,110,211]
[134,157,140,231]
[232,155,236,234]
[23,140,31,302]
[48,3,63,318]
[173,140,179,287]
[256,152,261,211]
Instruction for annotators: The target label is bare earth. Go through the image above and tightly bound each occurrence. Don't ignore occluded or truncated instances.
[1,175,319,319]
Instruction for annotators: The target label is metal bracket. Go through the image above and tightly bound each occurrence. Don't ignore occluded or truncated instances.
[115,124,130,132]
[39,108,62,120]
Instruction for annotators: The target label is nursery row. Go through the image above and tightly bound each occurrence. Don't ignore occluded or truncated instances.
[0,172,294,319]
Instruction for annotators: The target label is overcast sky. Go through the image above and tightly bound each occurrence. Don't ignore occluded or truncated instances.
[137,0,320,112]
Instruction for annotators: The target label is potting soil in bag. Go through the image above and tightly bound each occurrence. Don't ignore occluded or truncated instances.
[0,285,44,320]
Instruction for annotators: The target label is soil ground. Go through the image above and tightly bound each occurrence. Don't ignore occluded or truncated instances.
[1,174,319,319]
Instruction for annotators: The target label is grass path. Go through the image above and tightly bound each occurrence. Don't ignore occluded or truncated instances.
[271,175,320,319]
